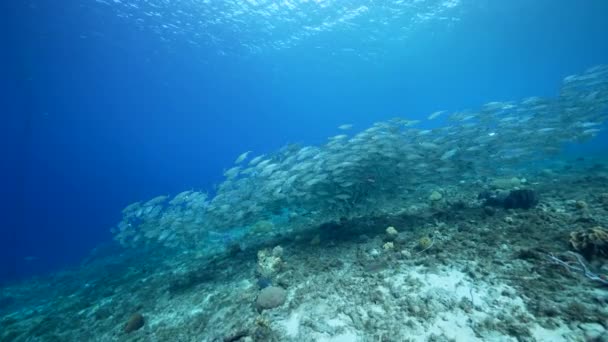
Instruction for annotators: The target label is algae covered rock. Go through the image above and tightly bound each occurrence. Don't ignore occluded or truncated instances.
[429,191,443,202]
[417,236,433,251]
[570,226,608,259]
[385,226,399,241]
[256,247,283,278]
[383,242,394,251]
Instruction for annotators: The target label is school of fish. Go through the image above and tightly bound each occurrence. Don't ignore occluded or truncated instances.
[112,65,608,250]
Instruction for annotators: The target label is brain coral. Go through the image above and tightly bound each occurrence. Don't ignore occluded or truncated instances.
[256,286,287,310]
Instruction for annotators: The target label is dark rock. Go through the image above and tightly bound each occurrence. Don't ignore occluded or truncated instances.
[124,313,145,333]
[573,216,597,225]
[394,235,408,245]
[0,296,15,310]
[168,268,215,294]
[450,200,467,210]
[480,189,538,210]
[536,302,560,317]
[515,249,542,261]
[479,190,508,207]
[503,189,539,209]
[223,329,249,342]
[358,234,371,243]
[227,242,243,257]
[483,206,496,216]
[257,277,272,289]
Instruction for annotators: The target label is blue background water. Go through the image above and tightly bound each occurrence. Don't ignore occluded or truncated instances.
[4,0,608,282]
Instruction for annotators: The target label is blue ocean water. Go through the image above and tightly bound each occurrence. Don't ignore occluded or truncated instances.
[4,0,608,284]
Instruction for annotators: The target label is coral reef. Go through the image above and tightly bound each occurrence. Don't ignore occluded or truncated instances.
[1,158,608,341]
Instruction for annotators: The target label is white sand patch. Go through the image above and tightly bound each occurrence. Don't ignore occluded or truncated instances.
[426,311,482,342]
[368,303,386,315]
[236,279,254,290]
[327,314,349,328]
[276,265,580,341]
[322,331,359,342]
[384,265,578,341]
[277,292,359,341]
[281,311,300,337]
[530,324,581,341]
[401,266,527,311]
[308,330,361,342]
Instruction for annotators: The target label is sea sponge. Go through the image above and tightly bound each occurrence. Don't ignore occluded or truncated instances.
[570,226,608,259]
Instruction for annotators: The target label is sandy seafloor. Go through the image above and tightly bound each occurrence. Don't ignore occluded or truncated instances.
[2,159,608,342]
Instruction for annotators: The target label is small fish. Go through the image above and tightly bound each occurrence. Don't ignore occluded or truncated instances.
[537,128,556,133]
[249,154,265,165]
[400,119,421,127]
[583,128,601,135]
[224,166,241,179]
[329,134,348,140]
[576,121,601,128]
[440,148,458,160]
[419,142,439,149]
[428,110,446,120]
[234,151,252,164]
[109,63,608,248]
